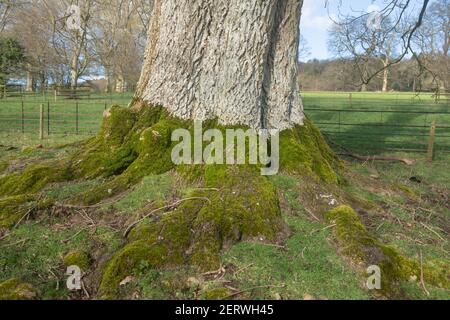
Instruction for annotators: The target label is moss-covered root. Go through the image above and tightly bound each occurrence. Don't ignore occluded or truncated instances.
[326,205,449,297]
[0,105,170,200]
[70,114,185,205]
[0,279,38,300]
[63,250,91,271]
[0,195,53,229]
[280,118,341,183]
[0,162,72,197]
[99,165,283,298]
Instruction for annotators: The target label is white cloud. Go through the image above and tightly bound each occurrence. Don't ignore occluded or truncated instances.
[366,4,381,13]
[302,0,335,30]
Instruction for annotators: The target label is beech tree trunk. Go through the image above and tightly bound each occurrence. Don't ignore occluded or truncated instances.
[26,70,34,92]
[135,0,304,131]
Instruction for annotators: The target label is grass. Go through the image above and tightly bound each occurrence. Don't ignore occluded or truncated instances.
[0,220,122,299]
[0,92,132,136]
[0,91,448,300]
[1,91,448,155]
[302,92,450,154]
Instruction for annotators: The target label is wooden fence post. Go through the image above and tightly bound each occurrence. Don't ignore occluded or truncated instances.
[47,102,50,135]
[427,121,436,163]
[21,101,25,133]
[39,104,44,140]
[76,102,79,135]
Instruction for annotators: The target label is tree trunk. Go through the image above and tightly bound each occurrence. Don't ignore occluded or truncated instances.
[382,58,389,92]
[25,64,35,92]
[361,83,368,92]
[70,50,80,90]
[135,0,304,131]
[115,74,127,93]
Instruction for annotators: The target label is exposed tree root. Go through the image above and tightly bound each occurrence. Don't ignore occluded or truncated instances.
[0,102,342,298]
[326,205,449,297]
[339,153,416,166]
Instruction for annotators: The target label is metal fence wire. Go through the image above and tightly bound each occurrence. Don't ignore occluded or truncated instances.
[0,92,449,156]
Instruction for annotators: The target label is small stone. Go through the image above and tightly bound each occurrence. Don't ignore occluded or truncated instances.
[119,276,135,286]
[303,294,315,300]
[187,277,202,289]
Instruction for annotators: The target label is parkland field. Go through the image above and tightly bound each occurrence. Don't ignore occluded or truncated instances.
[0,91,449,156]
[0,91,448,300]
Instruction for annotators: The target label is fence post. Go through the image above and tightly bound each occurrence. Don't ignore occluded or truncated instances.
[21,101,25,133]
[54,89,57,102]
[427,121,436,163]
[39,104,44,140]
[76,102,79,135]
[47,102,50,135]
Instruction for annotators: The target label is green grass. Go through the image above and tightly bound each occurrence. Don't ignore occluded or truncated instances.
[302,92,450,154]
[107,174,174,214]
[0,93,133,136]
[0,91,448,155]
[0,221,122,299]
[222,215,369,300]
[0,92,448,300]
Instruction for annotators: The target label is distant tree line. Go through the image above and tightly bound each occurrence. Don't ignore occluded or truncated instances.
[0,0,153,92]
[299,57,435,92]
[301,0,449,93]
[0,0,448,94]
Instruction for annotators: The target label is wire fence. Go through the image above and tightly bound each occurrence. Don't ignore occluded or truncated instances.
[302,92,450,156]
[0,91,449,157]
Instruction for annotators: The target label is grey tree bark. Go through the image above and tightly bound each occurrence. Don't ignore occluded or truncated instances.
[135,0,304,131]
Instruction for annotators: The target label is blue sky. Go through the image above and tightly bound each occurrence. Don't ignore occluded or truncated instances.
[301,0,380,61]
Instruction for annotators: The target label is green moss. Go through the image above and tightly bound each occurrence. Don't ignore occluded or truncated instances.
[0,162,72,197]
[392,184,418,199]
[280,118,340,183]
[0,160,8,173]
[0,195,36,228]
[202,288,231,300]
[100,165,284,298]
[63,250,91,270]
[0,278,38,300]
[326,205,449,296]
[99,241,168,299]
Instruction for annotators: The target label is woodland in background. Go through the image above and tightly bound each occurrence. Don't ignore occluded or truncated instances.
[1,0,449,94]
[0,0,153,93]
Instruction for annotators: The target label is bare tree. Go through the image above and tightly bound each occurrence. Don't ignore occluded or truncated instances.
[413,0,450,93]
[92,0,151,92]
[41,0,96,89]
[327,0,432,91]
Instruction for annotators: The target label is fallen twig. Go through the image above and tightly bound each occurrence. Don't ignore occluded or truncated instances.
[420,223,446,242]
[225,284,286,299]
[234,263,254,275]
[304,208,321,222]
[310,224,337,236]
[419,251,430,296]
[62,227,92,244]
[339,153,415,166]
